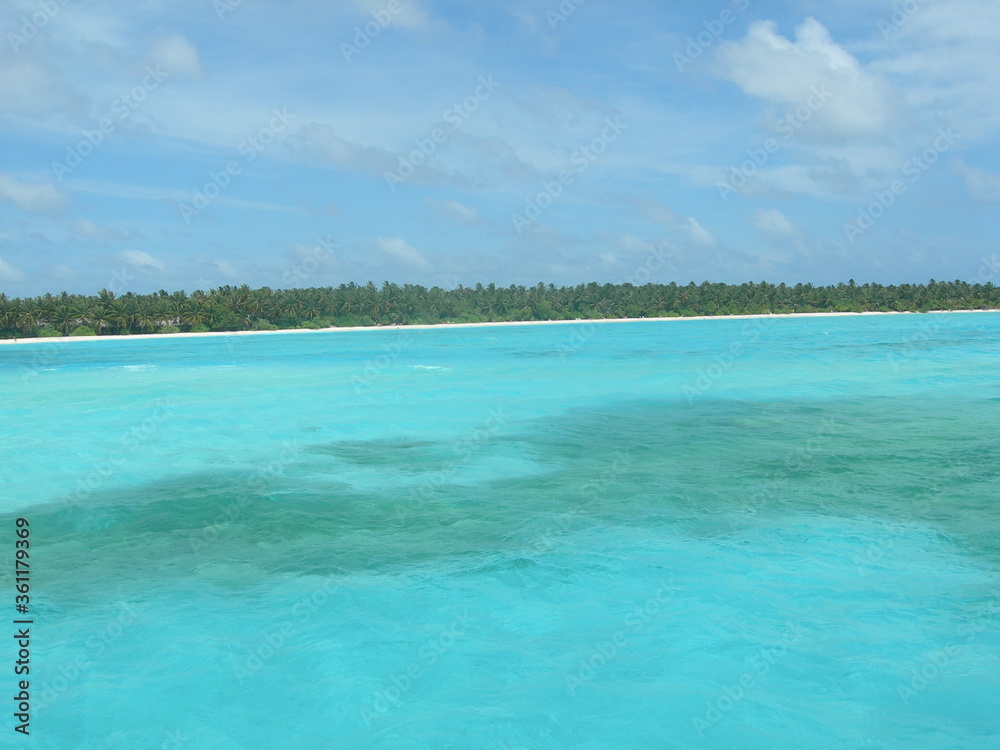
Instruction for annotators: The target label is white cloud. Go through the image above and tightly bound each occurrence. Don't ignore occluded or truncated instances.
[953,159,1000,203]
[510,9,558,56]
[748,209,819,266]
[351,0,429,29]
[374,237,430,269]
[752,209,800,238]
[513,9,539,35]
[427,198,478,223]
[871,0,1000,142]
[72,220,125,241]
[684,217,716,247]
[0,256,26,283]
[292,123,397,174]
[149,35,203,79]
[212,259,239,278]
[194,256,239,279]
[48,6,130,51]
[0,174,68,214]
[716,18,902,140]
[614,233,654,256]
[636,198,678,225]
[720,159,868,202]
[64,178,301,216]
[0,59,83,118]
[632,198,714,247]
[50,264,74,281]
[120,250,165,271]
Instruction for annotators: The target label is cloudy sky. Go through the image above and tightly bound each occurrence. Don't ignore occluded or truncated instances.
[1,0,998,296]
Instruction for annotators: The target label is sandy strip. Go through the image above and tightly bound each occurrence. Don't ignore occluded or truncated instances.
[1,308,998,347]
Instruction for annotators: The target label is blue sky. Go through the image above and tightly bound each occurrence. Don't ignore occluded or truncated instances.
[1,0,999,296]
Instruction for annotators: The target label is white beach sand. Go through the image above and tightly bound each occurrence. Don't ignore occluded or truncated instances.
[1,308,997,346]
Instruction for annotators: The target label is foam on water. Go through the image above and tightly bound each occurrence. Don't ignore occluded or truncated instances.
[2,314,999,748]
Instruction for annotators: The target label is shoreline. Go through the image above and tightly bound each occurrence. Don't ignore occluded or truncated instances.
[1,308,998,347]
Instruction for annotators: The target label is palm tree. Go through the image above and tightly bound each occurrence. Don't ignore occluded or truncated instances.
[1,280,999,339]
[136,310,156,333]
[51,306,76,335]
[179,301,205,329]
[109,301,133,334]
[0,296,13,334]
[153,300,175,328]
[14,303,40,336]
[88,306,110,334]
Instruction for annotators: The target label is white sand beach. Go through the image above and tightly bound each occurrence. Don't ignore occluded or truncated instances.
[1,308,998,347]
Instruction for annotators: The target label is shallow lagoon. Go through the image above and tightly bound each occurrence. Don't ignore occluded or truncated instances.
[2,313,999,748]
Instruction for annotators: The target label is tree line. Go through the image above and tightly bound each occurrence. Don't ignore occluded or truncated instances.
[1,279,998,338]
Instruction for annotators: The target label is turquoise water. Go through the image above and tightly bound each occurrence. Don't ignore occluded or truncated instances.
[2,313,1000,749]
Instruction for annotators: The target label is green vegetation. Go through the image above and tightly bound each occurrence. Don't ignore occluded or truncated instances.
[1,279,998,338]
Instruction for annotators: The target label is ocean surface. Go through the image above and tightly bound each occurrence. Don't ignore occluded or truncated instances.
[2,313,999,749]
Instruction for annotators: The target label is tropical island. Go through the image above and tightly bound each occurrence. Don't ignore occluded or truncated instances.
[1,278,998,339]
